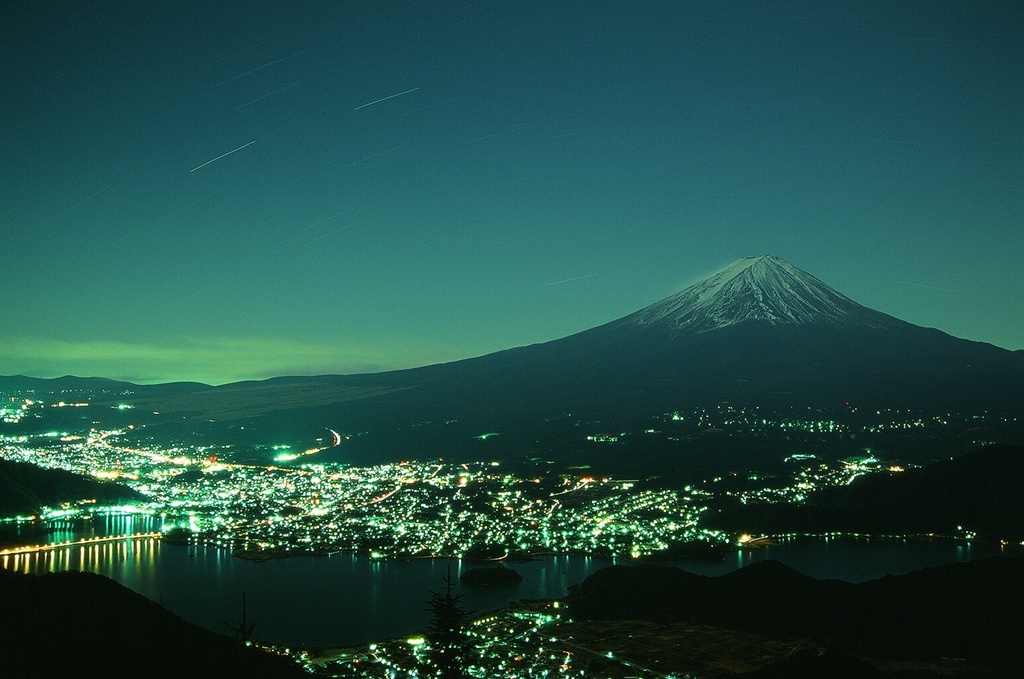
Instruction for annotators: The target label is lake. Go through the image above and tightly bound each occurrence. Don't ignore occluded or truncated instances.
[2,513,1020,648]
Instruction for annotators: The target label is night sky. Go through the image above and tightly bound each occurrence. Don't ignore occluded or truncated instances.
[3,1,1021,385]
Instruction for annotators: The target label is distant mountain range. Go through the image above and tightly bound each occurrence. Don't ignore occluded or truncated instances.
[3,256,1022,467]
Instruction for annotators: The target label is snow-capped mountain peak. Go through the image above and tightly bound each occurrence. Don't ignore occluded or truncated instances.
[629,256,876,332]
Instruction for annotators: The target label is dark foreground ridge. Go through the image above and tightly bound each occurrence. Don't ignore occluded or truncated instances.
[566,557,1024,673]
[0,568,306,678]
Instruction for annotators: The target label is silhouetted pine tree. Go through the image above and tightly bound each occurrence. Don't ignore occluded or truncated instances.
[223,592,255,643]
[421,567,475,678]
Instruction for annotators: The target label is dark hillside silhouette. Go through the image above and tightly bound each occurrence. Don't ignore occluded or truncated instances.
[0,569,306,678]
[566,558,1023,669]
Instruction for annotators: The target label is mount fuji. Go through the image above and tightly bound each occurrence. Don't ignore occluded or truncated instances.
[628,255,887,331]
[428,254,1022,414]
[11,256,1021,465]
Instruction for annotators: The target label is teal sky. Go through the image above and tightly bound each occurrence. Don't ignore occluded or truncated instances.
[2,1,1021,385]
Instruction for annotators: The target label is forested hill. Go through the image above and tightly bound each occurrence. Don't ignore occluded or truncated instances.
[0,458,141,517]
[706,444,1024,541]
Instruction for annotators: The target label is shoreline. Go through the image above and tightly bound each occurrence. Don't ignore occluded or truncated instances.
[210,530,1011,564]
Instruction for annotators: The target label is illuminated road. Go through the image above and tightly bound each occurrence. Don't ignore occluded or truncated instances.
[0,532,161,556]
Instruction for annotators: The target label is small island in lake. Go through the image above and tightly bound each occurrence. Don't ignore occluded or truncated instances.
[460,566,523,587]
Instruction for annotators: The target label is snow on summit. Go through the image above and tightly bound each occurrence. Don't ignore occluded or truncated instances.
[630,256,877,332]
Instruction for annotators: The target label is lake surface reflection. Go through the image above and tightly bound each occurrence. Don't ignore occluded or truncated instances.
[2,513,1020,648]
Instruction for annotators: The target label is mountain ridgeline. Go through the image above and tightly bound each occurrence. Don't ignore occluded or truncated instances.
[3,257,1022,468]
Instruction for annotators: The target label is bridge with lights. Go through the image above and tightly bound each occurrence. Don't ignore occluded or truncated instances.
[0,532,162,556]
